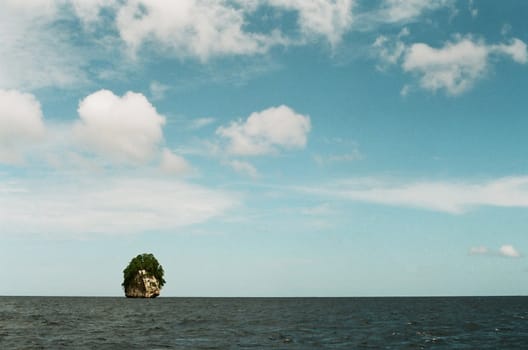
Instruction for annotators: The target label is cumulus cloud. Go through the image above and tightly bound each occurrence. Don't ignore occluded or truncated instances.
[229,160,259,178]
[115,0,279,61]
[302,176,528,214]
[216,105,311,156]
[374,34,528,95]
[160,148,192,175]
[494,38,528,64]
[0,175,238,236]
[67,0,356,61]
[402,38,489,94]
[499,244,521,258]
[268,0,354,46]
[0,90,46,164]
[74,90,166,164]
[403,36,528,95]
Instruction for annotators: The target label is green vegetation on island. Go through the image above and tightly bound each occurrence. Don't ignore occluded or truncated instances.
[122,253,166,294]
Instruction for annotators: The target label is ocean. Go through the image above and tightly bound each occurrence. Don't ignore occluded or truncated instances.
[1,296,527,349]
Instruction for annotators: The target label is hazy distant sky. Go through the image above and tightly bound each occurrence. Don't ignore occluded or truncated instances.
[1,0,528,296]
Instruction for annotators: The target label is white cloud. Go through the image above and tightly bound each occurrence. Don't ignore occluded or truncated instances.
[469,246,488,255]
[314,149,363,165]
[267,0,354,46]
[0,90,46,164]
[469,245,521,258]
[373,35,406,69]
[468,0,478,18]
[216,105,311,156]
[149,81,170,101]
[0,1,87,90]
[403,37,488,94]
[160,148,192,175]
[499,244,521,258]
[1,0,58,17]
[189,117,216,130]
[372,27,409,70]
[115,0,280,61]
[229,160,259,178]
[400,84,411,96]
[400,36,528,95]
[378,0,453,23]
[0,175,238,236]
[90,0,355,61]
[501,24,512,37]
[74,90,166,164]
[302,176,528,214]
[69,0,118,25]
[301,203,333,216]
[493,38,528,64]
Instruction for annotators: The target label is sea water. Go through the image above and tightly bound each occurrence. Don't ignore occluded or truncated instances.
[1,296,527,349]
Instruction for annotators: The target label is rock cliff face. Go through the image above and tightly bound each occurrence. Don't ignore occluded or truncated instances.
[125,269,160,298]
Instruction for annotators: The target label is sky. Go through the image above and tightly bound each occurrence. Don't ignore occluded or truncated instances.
[1,0,528,297]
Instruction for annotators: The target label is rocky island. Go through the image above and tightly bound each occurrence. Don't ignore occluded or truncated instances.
[122,253,166,298]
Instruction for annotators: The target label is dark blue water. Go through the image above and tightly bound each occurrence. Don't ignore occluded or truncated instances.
[1,297,527,349]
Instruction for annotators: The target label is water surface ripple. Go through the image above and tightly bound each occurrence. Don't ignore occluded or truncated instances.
[1,297,527,349]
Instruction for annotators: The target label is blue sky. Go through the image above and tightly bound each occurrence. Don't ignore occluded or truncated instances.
[1,0,528,296]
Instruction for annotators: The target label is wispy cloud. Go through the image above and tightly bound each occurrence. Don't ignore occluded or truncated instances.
[149,81,170,101]
[301,203,333,216]
[189,117,216,130]
[314,149,363,165]
[377,0,454,23]
[300,176,528,214]
[160,148,193,176]
[469,244,522,258]
[355,0,454,30]
[0,2,88,90]
[228,160,259,179]
[0,175,238,236]
[469,246,489,255]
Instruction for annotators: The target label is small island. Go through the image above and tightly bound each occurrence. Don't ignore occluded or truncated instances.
[122,253,166,298]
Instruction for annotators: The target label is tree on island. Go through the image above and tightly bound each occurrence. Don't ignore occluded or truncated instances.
[122,253,166,297]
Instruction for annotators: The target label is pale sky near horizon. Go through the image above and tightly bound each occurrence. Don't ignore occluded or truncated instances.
[1,0,528,296]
